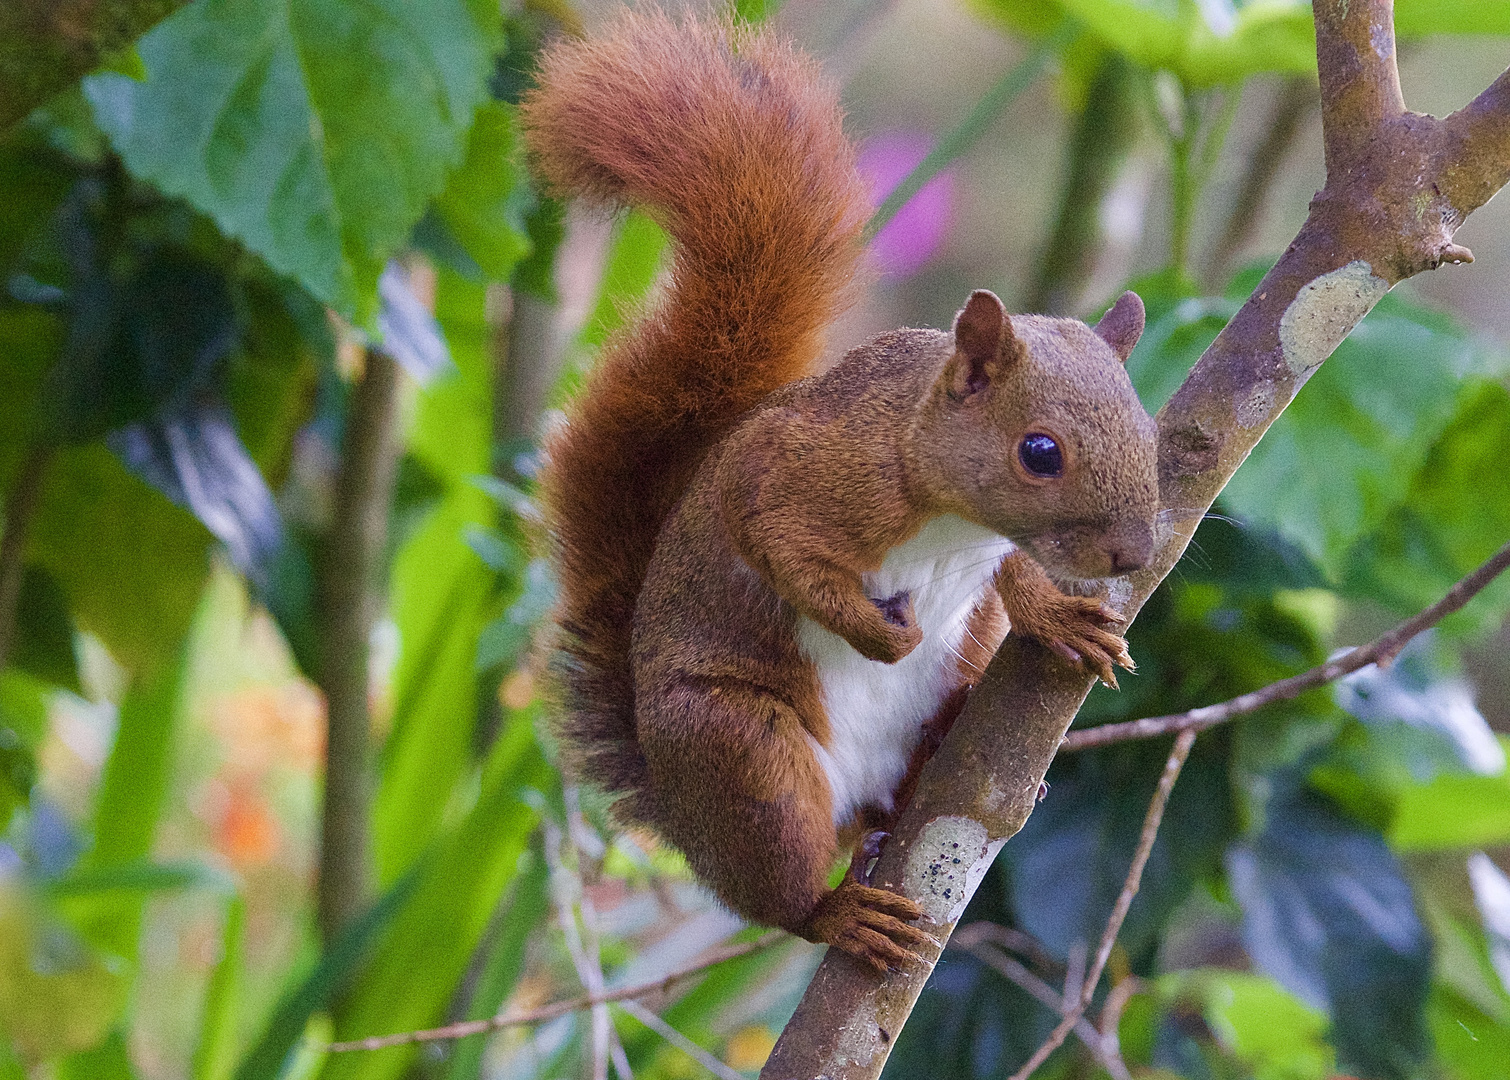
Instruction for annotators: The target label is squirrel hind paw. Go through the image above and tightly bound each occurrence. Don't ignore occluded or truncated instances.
[800,882,936,973]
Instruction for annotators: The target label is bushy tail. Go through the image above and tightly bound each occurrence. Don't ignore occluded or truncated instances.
[521,11,868,819]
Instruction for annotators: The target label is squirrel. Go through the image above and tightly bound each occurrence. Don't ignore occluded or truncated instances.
[521,11,1161,972]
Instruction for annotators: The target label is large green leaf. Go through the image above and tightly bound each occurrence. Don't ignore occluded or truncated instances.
[1156,968,1335,1080]
[28,445,210,673]
[1395,0,1510,35]
[193,898,246,1080]
[1344,381,1510,631]
[1229,787,1433,1080]
[0,307,62,487]
[322,712,549,1080]
[1391,762,1510,852]
[1221,293,1482,578]
[980,0,1508,89]
[83,0,500,319]
[440,853,550,1080]
[1429,986,1510,1080]
[373,268,497,881]
[433,100,531,282]
[980,0,1315,86]
[0,891,130,1066]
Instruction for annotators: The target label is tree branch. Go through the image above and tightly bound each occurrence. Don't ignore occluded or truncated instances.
[1065,537,1510,751]
[325,931,785,1052]
[616,998,746,1080]
[316,349,403,946]
[0,0,189,132]
[760,3,1510,1074]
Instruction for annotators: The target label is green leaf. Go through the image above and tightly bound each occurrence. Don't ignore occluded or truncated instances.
[1002,733,1235,962]
[1221,293,1475,578]
[10,567,80,693]
[1229,787,1433,1079]
[1159,968,1335,1080]
[1390,753,1510,851]
[1429,985,1510,1080]
[581,211,668,348]
[233,869,423,1080]
[1344,381,1510,633]
[434,100,531,281]
[45,859,233,899]
[66,645,192,959]
[373,267,497,882]
[193,898,246,1080]
[1395,0,1510,36]
[323,714,549,1080]
[56,1028,138,1080]
[0,892,129,1065]
[0,307,64,484]
[977,0,1316,87]
[29,445,210,673]
[83,0,500,319]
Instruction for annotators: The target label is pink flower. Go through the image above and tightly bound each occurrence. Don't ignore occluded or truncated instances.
[858,131,955,278]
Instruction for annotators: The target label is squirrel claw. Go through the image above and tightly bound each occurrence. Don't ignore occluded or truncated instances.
[802,882,934,973]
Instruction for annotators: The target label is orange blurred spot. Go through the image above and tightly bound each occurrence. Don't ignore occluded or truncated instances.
[501,670,536,711]
[209,684,324,774]
[724,1026,776,1071]
[213,782,280,866]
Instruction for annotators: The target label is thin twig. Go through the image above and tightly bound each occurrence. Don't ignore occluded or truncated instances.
[1098,975,1144,1045]
[615,998,746,1080]
[326,932,785,1052]
[1008,728,1197,1080]
[544,812,623,1080]
[1064,538,1510,751]
[0,444,51,673]
[950,921,1061,976]
[959,939,1132,1080]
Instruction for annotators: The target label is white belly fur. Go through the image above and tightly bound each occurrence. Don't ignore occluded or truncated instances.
[796,515,1015,827]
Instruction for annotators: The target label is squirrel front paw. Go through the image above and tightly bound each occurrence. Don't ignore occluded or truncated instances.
[799,881,937,973]
[855,591,923,663]
[1010,593,1133,689]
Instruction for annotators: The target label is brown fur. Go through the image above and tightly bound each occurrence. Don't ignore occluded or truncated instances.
[522,11,869,819]
[529,15,1161,971]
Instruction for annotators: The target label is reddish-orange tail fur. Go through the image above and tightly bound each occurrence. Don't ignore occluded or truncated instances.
[521,13,869,820]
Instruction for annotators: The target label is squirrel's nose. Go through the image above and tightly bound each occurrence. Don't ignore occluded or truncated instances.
[1107,523,1155,574]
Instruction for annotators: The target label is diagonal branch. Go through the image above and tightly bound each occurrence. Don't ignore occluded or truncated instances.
[1065,537,1510,751]
[760,4,1510,1075]
[325,931,784,1052]
[615,998,745,1080]
[1442,65,1510,216]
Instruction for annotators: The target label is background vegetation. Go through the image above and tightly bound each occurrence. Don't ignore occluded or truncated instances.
[1,1,1508,1078]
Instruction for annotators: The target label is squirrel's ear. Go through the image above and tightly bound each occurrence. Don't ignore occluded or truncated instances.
[950,290,1017,396]
[1092,290,1145,363]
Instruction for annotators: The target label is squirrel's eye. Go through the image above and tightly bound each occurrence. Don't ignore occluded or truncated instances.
[1018,433,1063,478]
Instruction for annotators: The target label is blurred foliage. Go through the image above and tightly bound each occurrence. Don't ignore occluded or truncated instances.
[0,2,1506,1080]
